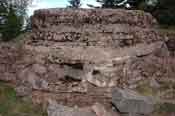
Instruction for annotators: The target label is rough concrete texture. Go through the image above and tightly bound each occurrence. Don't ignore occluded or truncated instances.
[112,88,155,115]
[32,8,157,28]
[0,8,175,116]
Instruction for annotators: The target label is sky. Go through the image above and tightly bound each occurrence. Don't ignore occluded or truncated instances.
[28,0,101,16]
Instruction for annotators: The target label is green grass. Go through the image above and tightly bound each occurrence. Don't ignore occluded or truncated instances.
[157,103,175,113]
[153,103,175,116]
[135,80,158,97]
[135,80,175,116]
[0,82,47,116]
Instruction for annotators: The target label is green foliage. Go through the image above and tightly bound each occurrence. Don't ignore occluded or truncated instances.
[0,82,47,116]
[98,0,116,8]
[157,103,175,113]
[68,0,81,8]
[96,0,175,25]
[0,0,31,41]
[153,9,175,25]
[137,0,175,25]
[152,0,175,25]
[97,0,144,8]
[1,7,23,41]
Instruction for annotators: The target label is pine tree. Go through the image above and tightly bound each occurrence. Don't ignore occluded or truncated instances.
[100,0,116,8]
[96,0,143,9]
[1,6,23,41]
[68,0,81,8]
[96,0,175,25]
[0,0,32,41]
[152,0,175,25]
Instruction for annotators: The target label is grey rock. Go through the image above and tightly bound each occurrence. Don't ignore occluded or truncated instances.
[18,68,48,90]
[134,42,163,57]
[92,103,120,116]
[32,64,47,75]
[112,88,155,115]
[153,42,169,57]
[15,85,32,97]
[47,102,96,116]
[0,72,16,82]
[47,101,120,116]
[64,65,84,81]
[150,79,160,89]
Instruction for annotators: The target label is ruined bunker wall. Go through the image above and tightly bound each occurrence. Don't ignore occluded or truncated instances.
[0,9,174,108]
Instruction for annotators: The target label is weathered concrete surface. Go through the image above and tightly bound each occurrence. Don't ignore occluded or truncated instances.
[29,9,161,48]
[32,8,157,28]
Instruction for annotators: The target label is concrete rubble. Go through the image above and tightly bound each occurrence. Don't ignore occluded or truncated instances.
[112,88,155,116]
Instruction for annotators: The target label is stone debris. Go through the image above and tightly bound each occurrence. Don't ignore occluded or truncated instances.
[47,100,120,116]
[47,104,97,116]
[92,103,120,116]
[112,88,155,116]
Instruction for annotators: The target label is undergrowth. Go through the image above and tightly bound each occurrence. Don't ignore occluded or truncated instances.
[0,82,47,116]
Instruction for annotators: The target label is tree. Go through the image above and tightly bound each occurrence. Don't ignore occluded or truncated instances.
[96,0,158,9]
[0,0,32,41]
[68,0,81,8]
[152,0,175,25]
[96,0,175,25]
[97,0,115,8]
[1,6,23,41]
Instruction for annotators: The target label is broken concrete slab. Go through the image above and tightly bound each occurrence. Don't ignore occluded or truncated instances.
[112,88,155,115]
